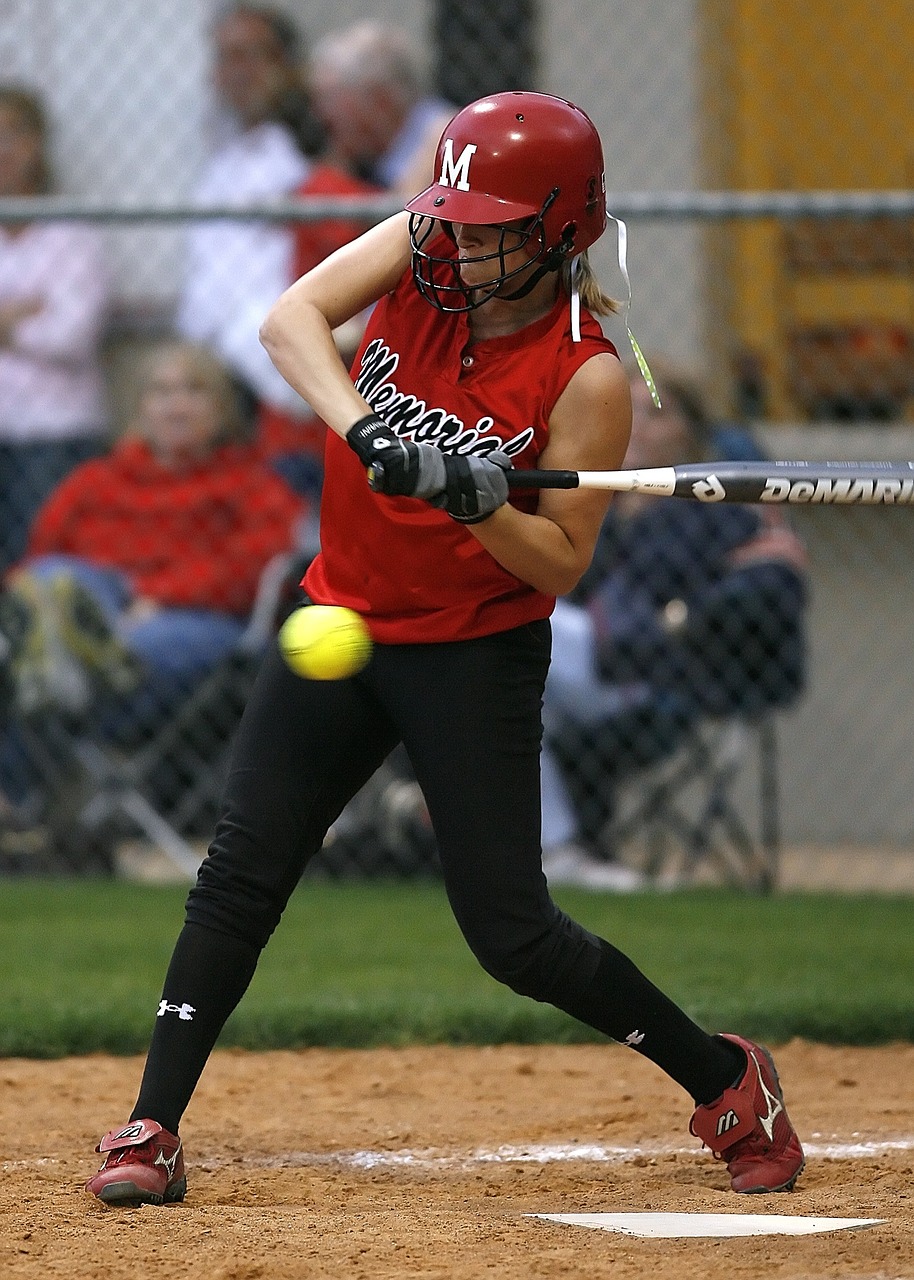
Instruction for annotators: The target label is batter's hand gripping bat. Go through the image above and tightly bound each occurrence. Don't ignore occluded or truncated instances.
[505,460,914,505]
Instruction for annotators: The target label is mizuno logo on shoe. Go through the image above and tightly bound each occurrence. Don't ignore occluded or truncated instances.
[157,1001,196,1021]
[114,1123,145,1141]
[155,1145,181,1179]
[749,1049,784,1141]
[716,1109,740,1137]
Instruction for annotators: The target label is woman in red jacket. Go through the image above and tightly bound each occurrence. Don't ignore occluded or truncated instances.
[7,340,304,726]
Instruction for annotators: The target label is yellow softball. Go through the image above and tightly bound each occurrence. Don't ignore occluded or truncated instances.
[278,605,373,680]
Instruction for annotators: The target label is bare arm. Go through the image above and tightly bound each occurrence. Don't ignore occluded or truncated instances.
[7,229,109,362]
[470,353,632,597]
[0,298,43,347]
[259,213,412,435]
[261,218,631,596]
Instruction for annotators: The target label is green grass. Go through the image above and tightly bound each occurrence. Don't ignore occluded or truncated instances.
[1,878,912,1057]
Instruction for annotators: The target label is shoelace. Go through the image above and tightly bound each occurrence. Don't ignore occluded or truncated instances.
[102,1139,155,1167]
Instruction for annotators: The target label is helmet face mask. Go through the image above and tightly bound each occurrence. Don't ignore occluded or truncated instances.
[408,198,560,313]
[406,91,606,314]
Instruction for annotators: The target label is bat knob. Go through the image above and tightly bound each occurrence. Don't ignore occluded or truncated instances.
[367,461,385,491]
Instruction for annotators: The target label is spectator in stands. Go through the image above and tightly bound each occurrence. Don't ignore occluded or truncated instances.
[176,4,324,427]
[310,22,455,196]
[252,22,457,499]
[0,84,111,575]
[255,110,382,502]
[540,361,809,888]
[254,21,455,499]
[2,341,305,738]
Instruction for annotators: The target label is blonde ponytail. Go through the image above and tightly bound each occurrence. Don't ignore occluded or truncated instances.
[560,251,620,317]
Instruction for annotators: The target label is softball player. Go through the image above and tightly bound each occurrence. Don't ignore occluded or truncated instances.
[87,92,803,1205]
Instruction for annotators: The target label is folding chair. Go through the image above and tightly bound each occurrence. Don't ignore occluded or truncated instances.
[16,547,306,878]
[314,713,784,890]
[308,744,440,880]
[604,712,781,893]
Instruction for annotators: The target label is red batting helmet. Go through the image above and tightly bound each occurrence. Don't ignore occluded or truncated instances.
[405,91,607,312]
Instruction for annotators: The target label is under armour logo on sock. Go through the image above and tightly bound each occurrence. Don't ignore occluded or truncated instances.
[157,1000,196,1021]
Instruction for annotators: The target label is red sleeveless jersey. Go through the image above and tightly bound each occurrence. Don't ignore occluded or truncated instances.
[304,247,618,643]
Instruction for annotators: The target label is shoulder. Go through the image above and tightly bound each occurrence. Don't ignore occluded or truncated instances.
[381,98,456,190]
[568,343,626,386]
[531,297,619,398]
[536,302,629,457]
[20,220,105,257]
[217,443,299,486]
[670,500,761,560]
[299,164,379,197]
[410,96,457,130]
[46,449,118,500]
[199,123,308,195]
[557,345,629,412]
[228,456,305,515]
[544,346,630,474]
[403,98,456,153]
[711,423,768,461]
[253,122,310,170]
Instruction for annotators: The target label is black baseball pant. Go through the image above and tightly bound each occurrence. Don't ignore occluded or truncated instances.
[132,621,743,1132]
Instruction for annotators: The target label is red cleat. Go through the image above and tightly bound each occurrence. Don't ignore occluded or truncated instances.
[86,1119,186,1206]
[689,1034,805,1193]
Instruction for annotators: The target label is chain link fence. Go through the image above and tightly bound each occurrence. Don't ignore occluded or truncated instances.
[1,1,913,883]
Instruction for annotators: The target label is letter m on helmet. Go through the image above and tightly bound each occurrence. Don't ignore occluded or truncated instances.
[439,139,477,191]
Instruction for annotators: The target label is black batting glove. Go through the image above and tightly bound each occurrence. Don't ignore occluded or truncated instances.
[431,452,512,524]
[347,413,413,493]
[348,413,447,498]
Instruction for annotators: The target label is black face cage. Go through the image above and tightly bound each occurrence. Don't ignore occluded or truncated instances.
[407,189,566,313]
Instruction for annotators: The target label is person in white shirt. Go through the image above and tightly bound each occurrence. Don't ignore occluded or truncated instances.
[176,5,323,422]
[310,22,456,197]
[0,85,111,574]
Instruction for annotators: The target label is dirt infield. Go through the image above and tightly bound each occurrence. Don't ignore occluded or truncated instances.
[2,1041,912,1279]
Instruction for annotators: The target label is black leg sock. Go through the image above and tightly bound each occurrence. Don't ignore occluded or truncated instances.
[130,921,261,1135]
[560,939,747,1105]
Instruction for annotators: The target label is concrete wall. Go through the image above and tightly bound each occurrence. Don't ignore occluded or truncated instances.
[756,427,914,848]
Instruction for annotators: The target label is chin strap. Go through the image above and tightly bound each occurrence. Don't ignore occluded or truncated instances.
[496,246,566,303]
[609,212,661,408]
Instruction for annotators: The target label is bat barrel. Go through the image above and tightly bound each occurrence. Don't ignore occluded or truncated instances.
[674,461,914,504]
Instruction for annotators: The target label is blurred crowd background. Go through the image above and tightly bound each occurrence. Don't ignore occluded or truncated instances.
[1,0,913,882]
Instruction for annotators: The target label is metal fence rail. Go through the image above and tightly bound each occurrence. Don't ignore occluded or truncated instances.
[3,190,913,223]
[1,195,914,882]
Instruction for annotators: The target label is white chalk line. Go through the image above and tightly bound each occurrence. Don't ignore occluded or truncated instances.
[528,1212,887,1238]
[221,1136,914,1172]
[5,1136,913,1175]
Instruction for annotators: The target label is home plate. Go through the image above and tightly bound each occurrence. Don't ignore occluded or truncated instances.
[529,1213,885,1238]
